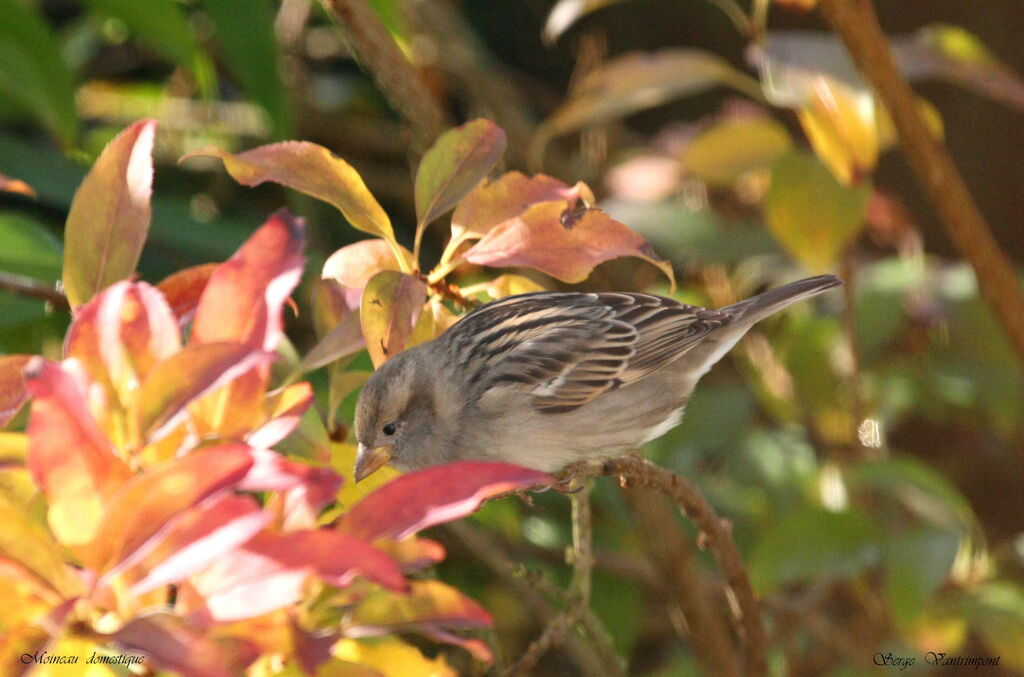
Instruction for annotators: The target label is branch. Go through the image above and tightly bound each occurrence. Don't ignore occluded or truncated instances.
[561,456,767,677]
[319,0,450,154]
[0,271,69,309]
[817,0,1024,366]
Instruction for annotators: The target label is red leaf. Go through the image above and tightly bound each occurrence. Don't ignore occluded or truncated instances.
[23,358,132,547]
[450,171,593,241]
[118,494,268,595]
[83,445,254,572]
[132,343,275,443]
[156,263,220,325]
[339,462,553,542]
[65,281,182,407]
[192,210,305,352]
[186,530,406,622]
[63,119,156,308]
[463,200,674,287]
[0,355,31,427]
[113,612,260,677]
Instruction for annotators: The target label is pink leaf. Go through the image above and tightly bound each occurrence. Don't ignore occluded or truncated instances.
[186,530,406,623]
[23,358,132,547]
[113,612,260,677]
[339,462,553,542]
[0,355,31,427]
[63,119,156,308]
[192,209,305,352]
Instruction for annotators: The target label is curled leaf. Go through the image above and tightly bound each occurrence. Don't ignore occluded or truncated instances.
[464,200,674,288]
[63,119,156,308]
[360,271,427,368]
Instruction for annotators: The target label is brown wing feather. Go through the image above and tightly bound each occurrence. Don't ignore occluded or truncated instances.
[445,291,736,413]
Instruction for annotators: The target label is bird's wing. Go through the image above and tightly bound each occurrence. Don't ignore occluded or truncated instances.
[447,292,733,413]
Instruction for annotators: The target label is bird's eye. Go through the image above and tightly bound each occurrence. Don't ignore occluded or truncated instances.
[382,422,398,436]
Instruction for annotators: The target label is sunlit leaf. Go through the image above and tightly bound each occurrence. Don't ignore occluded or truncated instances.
[0,431,27,466]
[359,271,426,368]
[463,200,674,287]
[83,445,254,572]
[192,210,305,351]
[187,530,405,622]
[183,144,395,244]
[247,382,316,449]
[132,343,274,443]
[322,239,414,291]
[23,358,132,547]
[415,119,507,236]
[0,0,77,146]
[0,491,79,597]
[749,506,882,591]
[795,75,880,185]
[122,494,268,595]
[156,263,219,325]
[0,355,30,428]
[543,0,629,44]
[373,537,446,572]
[682,116,792,187]
[0,173,36,198]
[765,151,870,272]
[532,49,757,167]
[333,638,456,677]
[113,612,260,677]
[63,119,155,308]
[451,171,594,242]
[339,461,552,542]
[332,442,401,510]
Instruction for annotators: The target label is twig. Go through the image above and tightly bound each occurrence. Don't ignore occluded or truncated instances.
[561,456,767,677]
[319,0,450,154]
[0,272,69,309]
[445,521,616,677]
[504,481,604,676]
[817,0,1024,367]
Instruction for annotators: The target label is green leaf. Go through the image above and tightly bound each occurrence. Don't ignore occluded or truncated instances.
[749,506,881,591]
[63,120,156,308]
[199,0,291,138]
[682,117,792,187]
[848,457,976,532]
[414,119,506,239]
[886,527,960,627]
[963,583,1024,670]
[765,151,870,272]
[0,213,62,280]
[0,0,77,146]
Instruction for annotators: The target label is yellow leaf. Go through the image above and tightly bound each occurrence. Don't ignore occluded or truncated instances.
[332,442,400,510]
[682,117,793,186]
[359,272,427,368]
[333,637,456,677]
[796,76,878,185]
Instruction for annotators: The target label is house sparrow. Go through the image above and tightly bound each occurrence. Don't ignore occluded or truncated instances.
[354,274,841,480]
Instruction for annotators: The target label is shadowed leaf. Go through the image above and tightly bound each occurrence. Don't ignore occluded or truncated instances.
[339,462,553,542]
[63,119,155,308]
[360,271,426,368]
[0,355,31,427]
[23,358,132,547]
[156,263,220,325]
[83,445,254,572]
[182,144,394,243]
[415,119,507,237]
[113,612,260,677]
[297,311,365,374]
[463,200,674,287]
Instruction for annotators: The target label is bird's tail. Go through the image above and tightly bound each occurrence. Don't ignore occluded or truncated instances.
[723,274,843,325]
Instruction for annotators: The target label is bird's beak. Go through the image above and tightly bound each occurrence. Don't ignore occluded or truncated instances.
[354,443,393,482]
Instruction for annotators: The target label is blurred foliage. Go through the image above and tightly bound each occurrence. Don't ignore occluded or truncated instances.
[2,0,1024,675]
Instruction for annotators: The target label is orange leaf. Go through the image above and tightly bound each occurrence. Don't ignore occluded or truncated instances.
[83,445,254,572]
[463,201,674,287]
[451,171,594,241]
[0,173,36,198]
[156,263,220,324]
[132,343,275,444]
[62,119,156,308]
[0,355,31,427]
[193,210,305,352]
[23,358,132,547]
[359,272,426,368]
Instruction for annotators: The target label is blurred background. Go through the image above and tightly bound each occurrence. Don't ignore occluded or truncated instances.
[1,0,1023,674]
